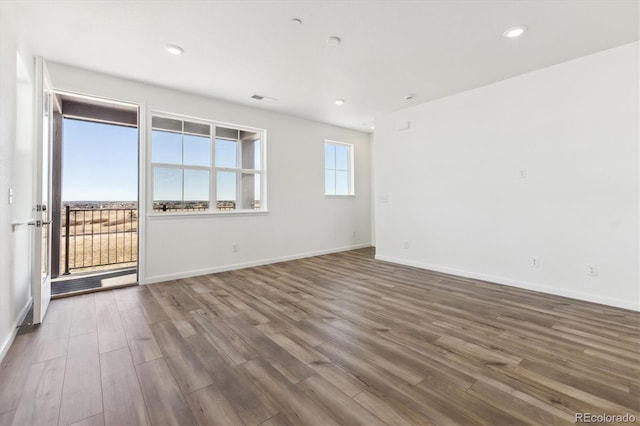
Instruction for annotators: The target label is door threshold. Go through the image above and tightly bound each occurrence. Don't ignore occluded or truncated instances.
[53,266,136,281]
[52,268,138,297]
[52,281,138,299]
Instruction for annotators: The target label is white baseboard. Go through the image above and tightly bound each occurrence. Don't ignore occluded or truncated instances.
[0,297,32,364]
[143,243,371,284]
[375,255,640,312]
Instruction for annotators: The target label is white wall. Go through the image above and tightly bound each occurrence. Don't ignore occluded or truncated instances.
[0,2,35,362]
[374,42,639,311]
[47,63,372,283]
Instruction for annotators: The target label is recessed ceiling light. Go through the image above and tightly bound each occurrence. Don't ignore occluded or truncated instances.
[326,36,342,46]
[291,18,302,24]
[335,99,345,105]
[503,25,527,38]
[165,44,184,55]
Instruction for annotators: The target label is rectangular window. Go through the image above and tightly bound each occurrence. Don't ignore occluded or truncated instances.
[151,117,211,212]
[151,114,265,213]
[325,141,354,196]
[214,126,263,211]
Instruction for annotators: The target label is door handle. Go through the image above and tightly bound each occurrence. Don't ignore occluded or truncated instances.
[28,220,52,227]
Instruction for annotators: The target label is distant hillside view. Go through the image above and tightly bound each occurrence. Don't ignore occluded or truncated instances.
[64,201,138,209]
[63,200,260,212]
[152,200,261,212]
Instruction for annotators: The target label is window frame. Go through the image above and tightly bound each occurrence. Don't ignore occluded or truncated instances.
[324,140,355,197]
[149,111,267,216]
[150,115,212,212]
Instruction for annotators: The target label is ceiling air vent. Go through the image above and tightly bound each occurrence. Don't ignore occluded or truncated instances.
[251,93,277,102]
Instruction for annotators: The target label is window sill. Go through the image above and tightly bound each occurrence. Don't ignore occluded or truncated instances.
[148,210,269,219]
[325,194,356,199]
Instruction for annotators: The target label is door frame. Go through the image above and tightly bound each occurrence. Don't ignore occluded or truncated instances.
[51,89,145,284]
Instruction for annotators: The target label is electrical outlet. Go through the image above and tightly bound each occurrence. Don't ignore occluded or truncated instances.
[232,244,239,253]
[519,168,527,179]
[403,241,410,250]
[531,257,539,268]
[587,264,598,277]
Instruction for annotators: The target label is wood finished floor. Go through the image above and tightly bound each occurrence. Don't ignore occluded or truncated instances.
[1,248,639,426]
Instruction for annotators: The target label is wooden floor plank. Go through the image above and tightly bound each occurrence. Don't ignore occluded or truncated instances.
[95,291,128,354]
[69,294,97,337]
[119,308,163,365]
[297,374,386,426]
[353,390,434,426]
[112,286,146,311]
[0,334,38,414]
[257,413,295,426]
[210,367,279,426]
[33,298,74,363]
[185,332,229,375]
[135,358,196,426]
[191,310,259,365]
[68,413,104,426]
[149,320,214,394]
[100,347,150,426]
[0,410,15,426]
[11,356,66,426]
[185,384,245,426]
[241,358,340,426]
[224,316,315,384]
[307,361,366,398]
[468,379,575,425]
[135,287,169,324]
[59,332,103,426]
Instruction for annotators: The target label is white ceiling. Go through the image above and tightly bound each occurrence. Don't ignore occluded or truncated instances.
[12,0,640,132]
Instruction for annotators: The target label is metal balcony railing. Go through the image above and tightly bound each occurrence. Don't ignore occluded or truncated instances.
[61,206,137,274]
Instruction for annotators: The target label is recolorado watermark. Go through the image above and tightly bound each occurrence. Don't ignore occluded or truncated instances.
[575,412,636,423]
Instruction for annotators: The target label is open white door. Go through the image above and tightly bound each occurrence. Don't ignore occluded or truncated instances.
[31,57,56,324]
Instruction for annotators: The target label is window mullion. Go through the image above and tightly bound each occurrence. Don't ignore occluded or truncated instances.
[210,127,215,212]
[151,163,209,171]
[181,120,185,207]
[333,147,338,195]
[236,134,241,209]
[181,168,185,208]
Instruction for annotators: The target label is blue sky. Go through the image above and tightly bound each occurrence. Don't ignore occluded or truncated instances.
[63,119,138,201]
